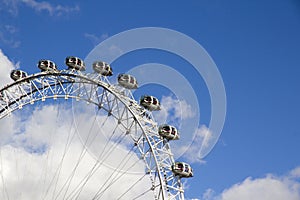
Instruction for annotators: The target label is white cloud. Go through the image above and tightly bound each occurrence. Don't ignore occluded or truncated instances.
[0,112,21,145]
[0,49,17,87]
[154,95,195,125]
[0,104,153,199]
[220,175,300,200]
[174,125,212,163]
[196,168,300,200]
[290,167,300,179]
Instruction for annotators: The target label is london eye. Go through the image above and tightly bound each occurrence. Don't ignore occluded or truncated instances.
[0,56,193,200]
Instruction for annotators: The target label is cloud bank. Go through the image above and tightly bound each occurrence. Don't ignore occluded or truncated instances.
[0,103,152,199]
[195,168,300,200]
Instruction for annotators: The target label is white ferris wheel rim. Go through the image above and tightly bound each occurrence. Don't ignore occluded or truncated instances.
[0,70,187,200]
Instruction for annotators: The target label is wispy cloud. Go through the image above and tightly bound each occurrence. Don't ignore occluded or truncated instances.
[84,33,109,46]
[0,0,79,48]
[4,25,18,34]
[0,25,21,48]
[21,0,80,16]
[202,189,215,200]
[1,0,19,16]
[1,0,80,16]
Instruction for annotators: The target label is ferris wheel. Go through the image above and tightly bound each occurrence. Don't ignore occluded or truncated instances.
[0,56,193,200]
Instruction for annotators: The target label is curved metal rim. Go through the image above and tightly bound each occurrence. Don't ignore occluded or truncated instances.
[0,71,184,200]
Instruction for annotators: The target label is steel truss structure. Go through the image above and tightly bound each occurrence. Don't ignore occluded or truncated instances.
[0,70,186,200]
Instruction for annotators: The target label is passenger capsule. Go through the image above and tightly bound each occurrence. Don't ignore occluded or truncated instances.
[118,74,138,89]
[172,162,193,178]
[93,61,113,76]
[65,56,86,71]
[38,60,58,72]
[140,95,161,111]
[10,70,28,81]
[158,124,179,140]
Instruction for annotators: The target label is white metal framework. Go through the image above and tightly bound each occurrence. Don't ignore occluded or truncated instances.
[0,69,186,200]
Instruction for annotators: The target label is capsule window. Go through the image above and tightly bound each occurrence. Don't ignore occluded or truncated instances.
[178,163,183,170]
[123,75,129,80]
[171,127,176,135]
[145,96,152,102]
[184,165,189,172]
[21,72,26,78]
[130,77,135,84]
[164,126,171,131]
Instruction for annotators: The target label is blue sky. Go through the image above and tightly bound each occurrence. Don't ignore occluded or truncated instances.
[1,0,300,199]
